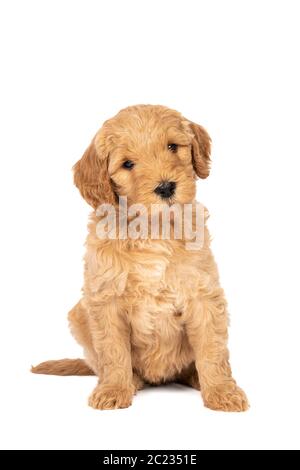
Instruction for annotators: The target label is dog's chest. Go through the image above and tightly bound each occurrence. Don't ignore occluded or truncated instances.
[124,244,199,381]
[125,243,201,334]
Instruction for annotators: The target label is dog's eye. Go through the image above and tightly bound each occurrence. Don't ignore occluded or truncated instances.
[168,143,178,153]
[122,160,135,170]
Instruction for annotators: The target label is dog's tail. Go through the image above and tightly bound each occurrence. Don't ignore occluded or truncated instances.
[31,358,95,376]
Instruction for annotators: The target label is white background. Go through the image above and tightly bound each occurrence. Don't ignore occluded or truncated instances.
[0,0,299,450]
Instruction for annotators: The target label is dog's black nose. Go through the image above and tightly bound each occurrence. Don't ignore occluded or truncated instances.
[154,181,176,199]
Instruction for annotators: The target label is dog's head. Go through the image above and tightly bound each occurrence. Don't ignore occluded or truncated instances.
[73,105,211,208]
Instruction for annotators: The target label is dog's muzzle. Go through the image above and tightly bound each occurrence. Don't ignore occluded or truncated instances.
[154,181,176,199]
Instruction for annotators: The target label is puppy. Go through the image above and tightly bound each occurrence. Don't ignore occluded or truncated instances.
[32,105,248,412]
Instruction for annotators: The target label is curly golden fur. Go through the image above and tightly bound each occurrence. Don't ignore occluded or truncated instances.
[32,105,248,412]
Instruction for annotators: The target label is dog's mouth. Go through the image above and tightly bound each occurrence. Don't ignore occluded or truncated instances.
[154,193,178,206]
[165,196,176,206]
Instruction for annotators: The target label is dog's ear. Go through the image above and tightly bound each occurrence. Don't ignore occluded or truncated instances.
[73,137,115,208]
[189,122,211,179]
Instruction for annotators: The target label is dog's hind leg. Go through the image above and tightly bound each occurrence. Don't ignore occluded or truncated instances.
[68,300,98,373]
[31,301,96,376]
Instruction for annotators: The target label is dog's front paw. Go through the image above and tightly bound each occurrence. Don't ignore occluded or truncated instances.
[88,384,134,410]
[202,382,249,412]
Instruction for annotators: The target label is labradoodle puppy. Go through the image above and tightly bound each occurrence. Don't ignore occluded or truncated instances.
[32,105,248,412]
